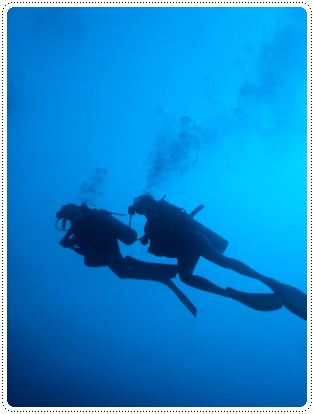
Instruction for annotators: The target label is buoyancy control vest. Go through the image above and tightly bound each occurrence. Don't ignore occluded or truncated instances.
[145,200,228,255]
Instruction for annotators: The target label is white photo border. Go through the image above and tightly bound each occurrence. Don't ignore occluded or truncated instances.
[1,2,311,413]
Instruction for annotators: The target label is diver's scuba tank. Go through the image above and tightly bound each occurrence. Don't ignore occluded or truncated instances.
[184,212,228,253]
[157,198,228,253]
[98,209,137,245]
[129,195,228,254]
[56,203,138,245]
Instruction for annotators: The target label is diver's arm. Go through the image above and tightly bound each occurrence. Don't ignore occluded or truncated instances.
[60,227,84,256]
[60,236,85,256]
[59,229,74,248]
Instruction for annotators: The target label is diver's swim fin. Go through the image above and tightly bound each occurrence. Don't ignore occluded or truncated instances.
[225,287,283,312]
[162,279,197,317]
[256,277,307,320]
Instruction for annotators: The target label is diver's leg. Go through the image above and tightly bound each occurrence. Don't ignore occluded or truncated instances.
[124,256,177,279]
[177,253,228,296]
[106,256,129,278]
[108,256,177,281]
[108,256,197,316]
[177,244,282,312]
[83,239,123,268]
[196,233,305,318]
[213,255,266,279]
[196,233,267,280]
[84,254,113,267]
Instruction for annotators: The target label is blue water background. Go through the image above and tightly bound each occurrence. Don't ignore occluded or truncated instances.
[7,7,307,407]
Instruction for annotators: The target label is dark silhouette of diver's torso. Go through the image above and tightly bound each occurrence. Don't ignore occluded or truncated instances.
[70,208,121,258]
[144,201,192,258]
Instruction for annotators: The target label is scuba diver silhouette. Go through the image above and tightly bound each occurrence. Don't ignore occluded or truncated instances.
[56,202,286,317]
[128,195,307,320]
[56,203,197,316]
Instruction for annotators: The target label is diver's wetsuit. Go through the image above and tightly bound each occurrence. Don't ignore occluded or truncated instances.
[141,202,230,296]
[59,205,123,267]
[57,203,177,281]
[56,203,196,316]
[133,196,268,288]
[129,195,307,319]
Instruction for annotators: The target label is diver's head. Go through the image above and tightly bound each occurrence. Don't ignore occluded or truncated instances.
[129,194,155,215]
[56,204,85,222]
